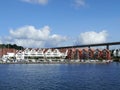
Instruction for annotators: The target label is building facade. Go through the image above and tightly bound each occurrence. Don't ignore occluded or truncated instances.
[0,48,112,63]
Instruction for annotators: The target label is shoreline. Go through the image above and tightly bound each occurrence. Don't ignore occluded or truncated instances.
[0,61,112,64]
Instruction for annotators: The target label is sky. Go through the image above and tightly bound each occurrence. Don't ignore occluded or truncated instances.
[0,0,120,48]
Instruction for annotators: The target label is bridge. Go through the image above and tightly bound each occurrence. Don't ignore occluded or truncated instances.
[53,42,120,50]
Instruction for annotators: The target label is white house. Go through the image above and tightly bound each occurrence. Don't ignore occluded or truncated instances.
[1,48,68,63]
[2,52,15,62]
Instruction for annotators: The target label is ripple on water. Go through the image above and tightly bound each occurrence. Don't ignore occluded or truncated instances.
[0,63,120,90]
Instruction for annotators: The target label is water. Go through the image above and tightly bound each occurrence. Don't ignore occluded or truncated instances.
[0,63,120,90]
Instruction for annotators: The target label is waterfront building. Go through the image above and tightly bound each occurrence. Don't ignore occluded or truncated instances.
[16,48,68,62]
[0,48,112,63]
[94,49,102,60]
[102,49,111,60]
[118,49,120,57]
[77,48,83,61]
[113,49,120,57]
[88,48,94,60]
[82,48,89,60]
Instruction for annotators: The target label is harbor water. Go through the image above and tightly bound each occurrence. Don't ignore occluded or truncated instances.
[0,62,120,90]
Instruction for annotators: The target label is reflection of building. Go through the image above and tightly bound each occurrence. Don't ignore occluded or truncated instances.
[0,48,112,63]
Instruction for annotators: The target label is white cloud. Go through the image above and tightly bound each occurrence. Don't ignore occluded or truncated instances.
[2,25,68,48]
[0,25,109,48]
[76,30,108,45]
[45,34,68,47]
[10,25,50,41]
[22,0,48,5]
[14,39,45,48]
[74,0,86,8]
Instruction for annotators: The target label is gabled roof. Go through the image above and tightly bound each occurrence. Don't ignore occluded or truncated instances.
[82,48,88,52]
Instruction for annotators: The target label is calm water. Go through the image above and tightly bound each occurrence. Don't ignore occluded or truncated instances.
[0,63,120,90]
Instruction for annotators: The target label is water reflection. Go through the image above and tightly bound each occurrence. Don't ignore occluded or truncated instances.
[0,63,120,90]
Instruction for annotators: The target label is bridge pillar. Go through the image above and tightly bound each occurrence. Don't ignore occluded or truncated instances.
[88,46,90,48]
[106,45,109,50]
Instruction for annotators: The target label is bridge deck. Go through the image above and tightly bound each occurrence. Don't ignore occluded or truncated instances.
[52,42,120,49]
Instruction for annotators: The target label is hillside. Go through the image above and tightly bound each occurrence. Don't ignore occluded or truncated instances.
[0,44,24,50]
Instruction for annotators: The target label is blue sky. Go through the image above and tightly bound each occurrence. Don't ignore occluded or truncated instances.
[0,0,120,48]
